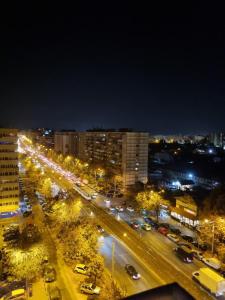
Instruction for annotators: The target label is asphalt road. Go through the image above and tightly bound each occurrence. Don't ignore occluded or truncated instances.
[20,141,221,300]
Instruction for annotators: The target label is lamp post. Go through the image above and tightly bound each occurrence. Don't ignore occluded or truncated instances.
[205,219,215,254]
[198,219,215,254]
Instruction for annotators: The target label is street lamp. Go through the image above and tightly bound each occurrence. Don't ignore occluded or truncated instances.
[198,219,215,254]
[204,219,215,254]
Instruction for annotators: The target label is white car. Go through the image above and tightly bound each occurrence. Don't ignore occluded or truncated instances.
[202,257,221,270]
[167,233,180,243]
[74,264,88,274]
[142,223,151,231]
[127,206,134,212]
[80,283,101,295]
[116,206,124,212]
[91,195,97,199]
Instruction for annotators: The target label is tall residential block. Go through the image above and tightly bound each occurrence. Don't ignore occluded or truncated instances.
[54,131,78,155]
[0,129,19,214]
[77,131,149,187]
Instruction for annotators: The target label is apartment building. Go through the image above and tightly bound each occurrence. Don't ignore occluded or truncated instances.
[0,129,19,214]
[77,131,149,187]
[54,131,78,155]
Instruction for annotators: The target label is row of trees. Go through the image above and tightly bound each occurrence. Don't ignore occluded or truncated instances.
[44,147,123,194]
[21,153,125,299]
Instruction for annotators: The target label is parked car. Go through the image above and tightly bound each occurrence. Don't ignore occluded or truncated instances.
[130,222,140,229]
[144,217,158,229]
[96,225,104,233]
[125,264,141,279]
[115,206,124,212]
[167,233,180,243]
[158,227,169,235]
[170,226,181,235]
[181,235,194,243]
[178,242,192,250]
[48,286,61,300]
[127,206,134,212]
[109,206,116,211]
[80,283,101,295]
[44,265,56,282]
[202,258,221,270]
[159,223,170,229]
[1,288,26,300]
[142,223,151,231]
[192,241,208,251]
[23,211,32,217]
[74,264,88,275]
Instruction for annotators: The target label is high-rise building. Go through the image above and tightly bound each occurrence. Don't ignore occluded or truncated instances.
[54,131,78,155]
[77,131,149,187]
[0,129,19,215]
[209,132,225,148]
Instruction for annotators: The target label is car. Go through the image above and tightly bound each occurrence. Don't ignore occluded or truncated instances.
[158,227,169,235]
[115,206,124,212]
[117,193,124,198]
[44,265,56,282]
[219,268,225,278]
[202,258,221,270]
[109,206,116,211]
[167,233,180,243]
[0,288,26,300]
[191,241,208,251]
[48,286,61,300]
[181,235,194,243]
[74,264,88,275]
[178,242,192,250]
[23,211,32,217]
[174,246,194,263]
[80,283,101,295]
[125,264,141,279]
[159,223,170,229]
[130,222,140,229]
[191,250,204,261]
[144,217,158,228]
[126,206,134,212]
[170,226,181,235]
[96,225,104,233]
[91,195,96,199]
[142,223,151,231]
[43,256,49,263]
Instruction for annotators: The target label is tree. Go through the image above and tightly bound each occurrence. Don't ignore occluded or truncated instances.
[39,178,53,199]
[136,190,169,222]
[52,198,82,223]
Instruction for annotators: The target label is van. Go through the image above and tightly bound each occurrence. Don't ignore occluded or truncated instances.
[174,246,193,263]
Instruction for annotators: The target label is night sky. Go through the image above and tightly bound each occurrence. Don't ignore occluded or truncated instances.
[1,3,225,134]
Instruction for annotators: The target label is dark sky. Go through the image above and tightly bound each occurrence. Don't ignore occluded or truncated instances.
[1,3,225,134]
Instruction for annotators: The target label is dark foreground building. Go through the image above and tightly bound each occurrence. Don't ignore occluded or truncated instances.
[123,283,194,300]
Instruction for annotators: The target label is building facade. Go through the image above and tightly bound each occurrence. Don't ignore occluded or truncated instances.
[170,195,199,227]
[209,132,225,148]
[0,129,19,214]
[77,131,149,187]
[54,131,78,155]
